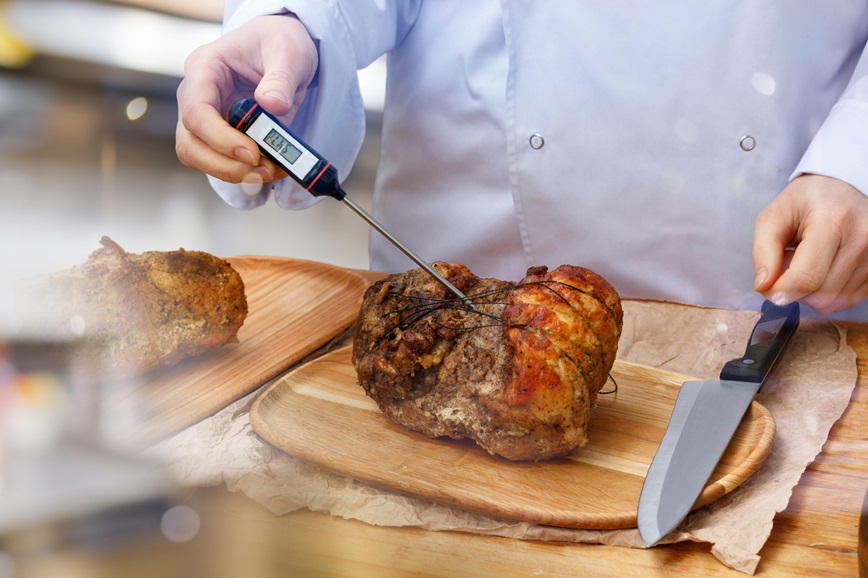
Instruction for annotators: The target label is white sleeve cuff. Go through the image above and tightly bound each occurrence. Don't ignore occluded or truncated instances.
[792,100,868,198]
[207,175,322,211]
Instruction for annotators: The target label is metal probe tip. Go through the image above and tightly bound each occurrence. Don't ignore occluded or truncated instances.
[338,195,473,307]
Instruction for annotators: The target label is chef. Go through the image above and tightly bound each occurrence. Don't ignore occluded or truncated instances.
[176,1,868,320]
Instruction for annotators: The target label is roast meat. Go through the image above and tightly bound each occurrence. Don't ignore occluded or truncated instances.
[352,262,622,461]
[27,236,248,380]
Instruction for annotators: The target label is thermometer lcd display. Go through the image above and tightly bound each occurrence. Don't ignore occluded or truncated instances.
[264,129,302,164]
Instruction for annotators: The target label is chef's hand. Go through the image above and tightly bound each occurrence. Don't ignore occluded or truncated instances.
[753,174,868,314]
[175,15,317,184]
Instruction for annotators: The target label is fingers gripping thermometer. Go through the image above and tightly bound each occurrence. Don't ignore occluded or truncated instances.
[229,98,469,303]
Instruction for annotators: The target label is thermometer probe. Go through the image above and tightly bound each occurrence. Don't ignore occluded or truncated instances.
[228,98,469,303]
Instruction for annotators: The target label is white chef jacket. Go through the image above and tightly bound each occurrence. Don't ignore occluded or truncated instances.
[211,1,868,320]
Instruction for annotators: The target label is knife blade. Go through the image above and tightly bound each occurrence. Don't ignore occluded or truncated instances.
[637,299,800,547]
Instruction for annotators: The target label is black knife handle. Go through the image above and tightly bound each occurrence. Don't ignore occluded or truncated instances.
[719,300,800,386]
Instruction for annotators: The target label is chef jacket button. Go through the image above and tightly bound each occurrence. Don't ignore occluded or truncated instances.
[529,134,545,150]
[740,135,756,151]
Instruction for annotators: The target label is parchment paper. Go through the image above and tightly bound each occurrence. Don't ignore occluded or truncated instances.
[144,300,858,575]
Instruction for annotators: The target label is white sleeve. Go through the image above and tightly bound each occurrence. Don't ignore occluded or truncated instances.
[210,0,420,211]
[792,41,868,197]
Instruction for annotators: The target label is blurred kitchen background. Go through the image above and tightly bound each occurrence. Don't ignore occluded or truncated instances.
[0,1,384,575]
[0,0,383,290]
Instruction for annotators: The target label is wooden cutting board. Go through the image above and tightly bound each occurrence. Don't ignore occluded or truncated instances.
[104,257,369,447]
[250,345,776,529]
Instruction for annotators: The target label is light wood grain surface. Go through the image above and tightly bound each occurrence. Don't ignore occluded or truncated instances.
[230,273,865,576]
[177,320,866,577]
[7,274,865,577]
[250,346,774,530]
[102,257,368,447]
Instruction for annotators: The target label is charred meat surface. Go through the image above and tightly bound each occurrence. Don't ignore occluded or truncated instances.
[352,262,622,461]
[29,236,248,380]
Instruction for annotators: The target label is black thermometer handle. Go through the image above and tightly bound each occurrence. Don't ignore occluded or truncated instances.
[228,98,345,201]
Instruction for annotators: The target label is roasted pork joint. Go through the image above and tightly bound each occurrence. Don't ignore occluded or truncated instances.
[352,262,623,461]
[29,236,248,380]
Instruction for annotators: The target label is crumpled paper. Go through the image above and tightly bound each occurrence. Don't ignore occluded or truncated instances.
[144,300,857,575]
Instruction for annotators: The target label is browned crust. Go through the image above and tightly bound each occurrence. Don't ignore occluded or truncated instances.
[352,263,622,461]
[32,236,248,380]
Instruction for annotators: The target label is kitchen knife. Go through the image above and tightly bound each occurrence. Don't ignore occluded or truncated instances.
[228,98,470,304]
[637,299,800,547]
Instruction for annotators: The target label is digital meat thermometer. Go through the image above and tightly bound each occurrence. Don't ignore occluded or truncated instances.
[228,98,469,303]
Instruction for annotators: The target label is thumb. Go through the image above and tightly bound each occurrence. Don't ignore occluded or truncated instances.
[254,70,296,117]
[254,19,318,118]
[752,196,797,293]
